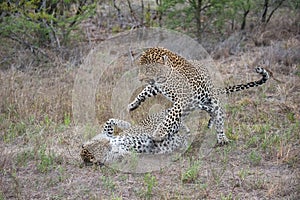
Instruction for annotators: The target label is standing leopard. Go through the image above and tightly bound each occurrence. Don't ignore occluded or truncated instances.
[80,109,189,166]
[128,47,270,146]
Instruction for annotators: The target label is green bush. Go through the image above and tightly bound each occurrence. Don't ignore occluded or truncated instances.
[0,0,96,66]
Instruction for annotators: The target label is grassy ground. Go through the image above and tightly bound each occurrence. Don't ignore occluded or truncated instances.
[1,33,299,199]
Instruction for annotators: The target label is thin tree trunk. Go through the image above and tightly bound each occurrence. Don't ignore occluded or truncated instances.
[266,0,285,23]
[241,9,250,30]
[261,0,269,23]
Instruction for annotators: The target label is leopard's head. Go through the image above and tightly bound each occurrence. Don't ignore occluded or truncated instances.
[80,138,112,166]
[138,47,189,84]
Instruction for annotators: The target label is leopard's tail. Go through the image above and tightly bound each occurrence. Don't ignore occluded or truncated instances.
[216,67,270,95]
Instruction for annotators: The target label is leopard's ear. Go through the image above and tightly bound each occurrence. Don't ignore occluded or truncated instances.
[162,55,169,65]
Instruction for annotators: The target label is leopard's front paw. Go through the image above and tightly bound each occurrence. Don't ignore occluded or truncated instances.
[214,138,231,148]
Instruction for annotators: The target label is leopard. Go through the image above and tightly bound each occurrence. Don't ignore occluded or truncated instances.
[128,47,270,146]
[80,109,189,166]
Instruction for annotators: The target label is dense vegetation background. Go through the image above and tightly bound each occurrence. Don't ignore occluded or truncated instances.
[1,0,299,69]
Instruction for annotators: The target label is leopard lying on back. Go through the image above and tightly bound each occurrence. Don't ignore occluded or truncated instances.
[128,47,270,146]
[80,109,189,166]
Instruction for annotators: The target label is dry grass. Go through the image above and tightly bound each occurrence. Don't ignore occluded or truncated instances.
[1,33,300,200]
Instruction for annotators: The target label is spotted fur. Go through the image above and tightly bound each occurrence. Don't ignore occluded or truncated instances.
[80,110,189,166]
[129,47,270,145]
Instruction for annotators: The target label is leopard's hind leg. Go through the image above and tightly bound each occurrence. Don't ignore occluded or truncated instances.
[199,100,229,146]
